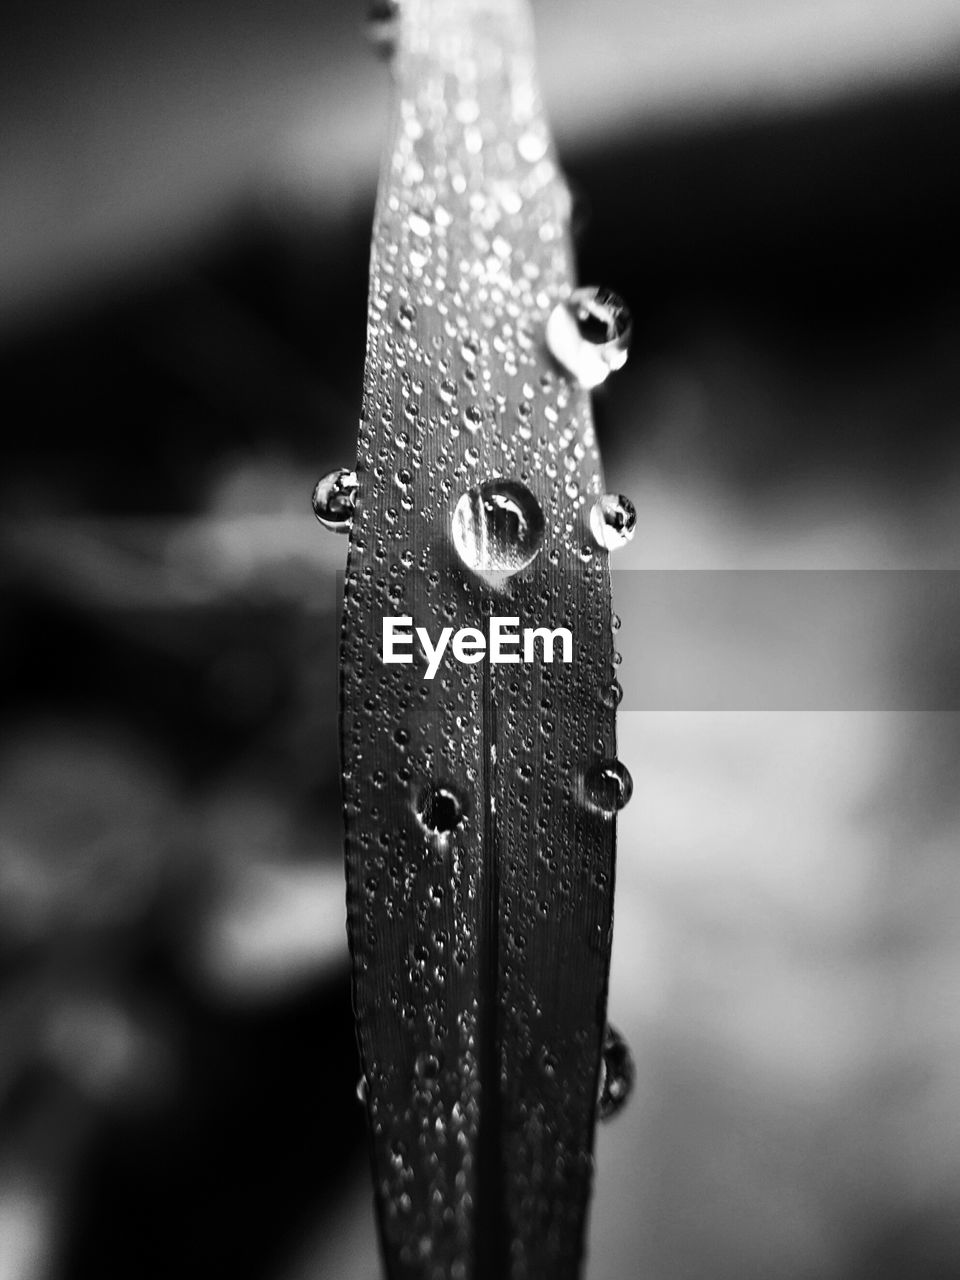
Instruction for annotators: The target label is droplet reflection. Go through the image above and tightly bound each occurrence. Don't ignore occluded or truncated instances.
[585,759,633,814]
[312,468,359,532]
[589,494,637,551]
[451,479,545,582]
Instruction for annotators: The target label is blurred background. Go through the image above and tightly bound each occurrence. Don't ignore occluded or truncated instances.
[2,1,959,1277]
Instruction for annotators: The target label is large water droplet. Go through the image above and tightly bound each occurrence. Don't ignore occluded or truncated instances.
[414,782,466,835]
[590,494,637,550]
[598,1025,634,1120]
[545,286,631,389]
[451,479,544,581]
[312,468,358,532]
[585,759,633,813]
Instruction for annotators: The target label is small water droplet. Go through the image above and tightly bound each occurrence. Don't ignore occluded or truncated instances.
[598,1025,634,1120]
[408,210,432,238]
[600,680,623,708]
[462,404,484,434]
[356,1073,369,1105]
[451,479,544,581]
[545,286,632,389]
[312,468,358,532]
[590,494,637,550]
[414,1051,441,1081]
[415,783,466,835]
[585,759,633,813]
[364,0,400,57]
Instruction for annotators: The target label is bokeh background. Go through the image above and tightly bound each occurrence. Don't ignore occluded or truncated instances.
[2,1,960,1277]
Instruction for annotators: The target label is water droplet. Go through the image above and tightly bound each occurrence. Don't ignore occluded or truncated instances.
[364,0,400,57]
[590,494,637,550]
[585,759,633,813]
[517,129,548,162]
[415,783,466,835]
[598,1025,634,1120]
[451,479,545,581]
[414,1051,442,1081]
[356,1073,369,1105]
[462,404,484,434]
[312,468,358,532]
[600,680,623,708]
[408,210,432,238]
[545,286,632,389]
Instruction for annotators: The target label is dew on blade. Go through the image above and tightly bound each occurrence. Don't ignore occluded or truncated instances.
[414,782,466,835]
[545,286,631,389]
[597,1025,634,1120]
[451,479,545,580]
[590,494,637,551]
[312,468,359,532]
[341,0,627,1261]
[584,759,633,814]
